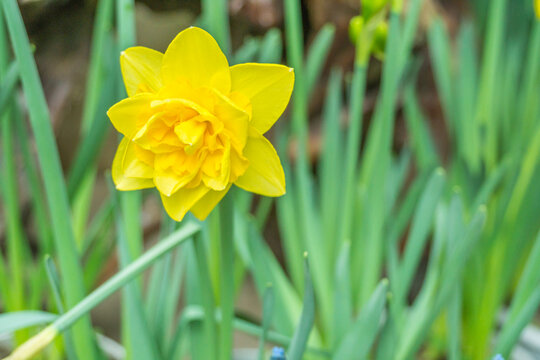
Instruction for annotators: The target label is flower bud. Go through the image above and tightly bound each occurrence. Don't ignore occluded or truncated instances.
[348,15,364,44]
[372,21,388,60]
[362,0,389,19]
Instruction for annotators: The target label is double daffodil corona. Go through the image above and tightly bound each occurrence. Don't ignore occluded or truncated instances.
[108,27,294,221]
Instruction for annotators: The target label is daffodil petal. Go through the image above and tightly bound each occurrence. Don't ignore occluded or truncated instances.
[211,89,249,151]
[234,130,285,196]
[162,27,230,93]
[160,185,210,221]
[190,184,232,220]
[121,47,163,97]
[112,137,155,190]
[155,171,198,196]
[230,63,294,134]
[107,94,155,138]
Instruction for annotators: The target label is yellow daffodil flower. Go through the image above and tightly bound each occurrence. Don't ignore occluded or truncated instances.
[108,27,294,221]
[535,0,540,19]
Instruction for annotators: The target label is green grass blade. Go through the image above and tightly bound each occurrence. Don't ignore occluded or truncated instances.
[80,0,114,133]
[475,0,506,170]
[337,63,367,246]
[2,0,99,356]
[505,230,540,326]
[258,284,275,360]
[332,241,352,349]
[305,24,335,98]
[258,28,282,64]
[191,231,218,360]
[161,248,186,346]
[494,284,540,356]
[287,257,315,360]
[243,218,303,337]
[1,92,27,312]
[396,168,446,304]
[427,19,455,136]
[255,196,274,230]
[319,68,344,257]
[13,105,53,256]
[447,285,462,360]
[55,223,199,333]
[0,61,18,113]
[110,186,159,359]
[201,0,230,56]
[233,37,260,64]
[455,22,479,170]
[218,194,235,360]
[403,86,439,169]
[333,280,388,359]
[43,256,79,360]
[44,256,65,313]
[396,206,486,360]
[276,164,304,293]
[0,311,58,334]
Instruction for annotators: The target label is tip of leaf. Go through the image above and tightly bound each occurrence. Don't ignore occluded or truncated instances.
[435,167,446,176]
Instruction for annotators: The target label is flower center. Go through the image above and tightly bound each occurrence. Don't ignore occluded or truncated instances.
[132,90,249,195]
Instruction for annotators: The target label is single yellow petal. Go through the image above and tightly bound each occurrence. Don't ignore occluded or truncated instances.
[162,27,230,93]
[190,184,232,220]
[121,47,163,97]
[202,141,231,191]
[160,185,210,221]
[234,130,285,196]
[536,0,540,19]
[230,63,294,134]
[211,89,249,151]
[107,94,155,138]
[112,137,155,191]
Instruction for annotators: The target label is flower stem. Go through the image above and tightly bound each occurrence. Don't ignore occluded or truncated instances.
[219,192,235,360]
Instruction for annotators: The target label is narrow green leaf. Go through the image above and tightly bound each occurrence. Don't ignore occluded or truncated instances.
[427,19,455,135]
[0,62,18,113]
[332,241,352,349]
[287,256,316,360]
[494,285,540,356]
[201,0,230,56]
[2,0,98,356]
[233,37,260,64]
[403,86,439,169]
[305,24,335,98]
[111,185,160,360]
[43,256,80,360]
[258,284,275,360]
[319,68,344,259]
[396,168,446,304]
[218,193,235,360]
[258,28,282,63]
[0,311,57,334]
[334,280,388,359]
[505,230,540,327]
[191,231,218,360]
